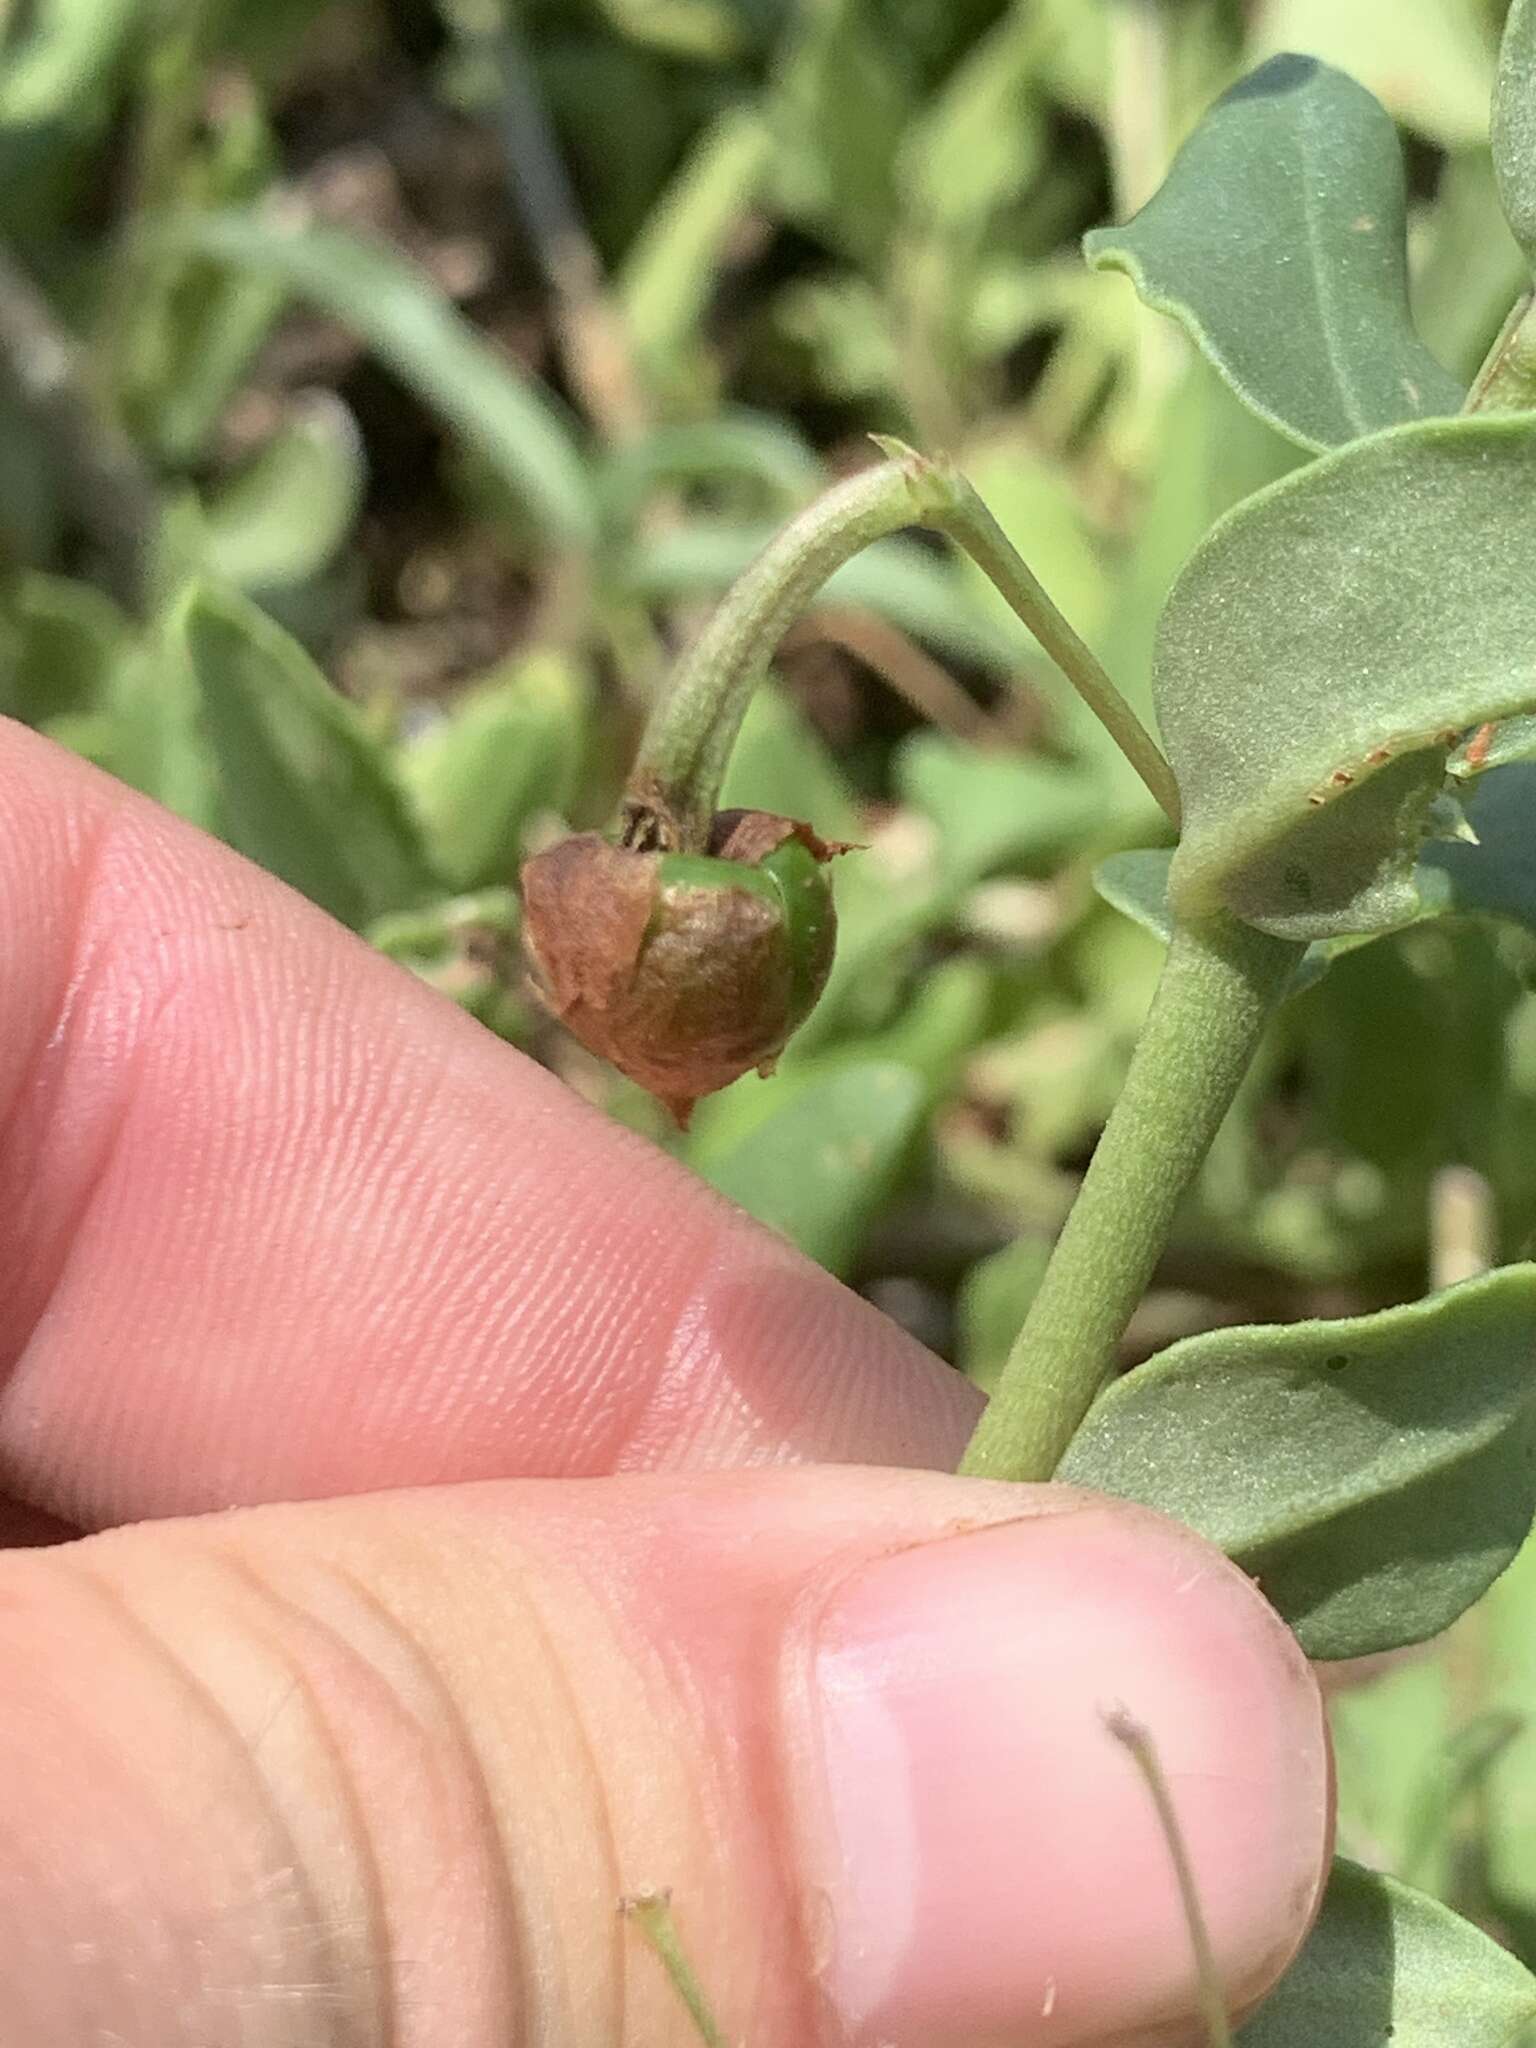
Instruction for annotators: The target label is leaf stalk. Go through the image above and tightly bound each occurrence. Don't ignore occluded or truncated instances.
[627,446,1181,848]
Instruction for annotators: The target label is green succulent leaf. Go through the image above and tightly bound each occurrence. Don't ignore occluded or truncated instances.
[179,583,438,929]
[1237,1858,1536,2045]
[1157,414,1536,941]
[1057,1266,1536,1659]
[1084,54,1464,450]
[1494,0,1536,267]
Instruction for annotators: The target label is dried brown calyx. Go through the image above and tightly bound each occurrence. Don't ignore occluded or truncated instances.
[520,808,849,1126]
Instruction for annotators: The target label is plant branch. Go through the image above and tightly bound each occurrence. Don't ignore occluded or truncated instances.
[628,446,1181,848]
[961,912,1302,1482]
[925,454,1182,826]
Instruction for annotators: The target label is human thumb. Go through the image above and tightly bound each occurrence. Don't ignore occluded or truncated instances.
[0,1467,1329,2047]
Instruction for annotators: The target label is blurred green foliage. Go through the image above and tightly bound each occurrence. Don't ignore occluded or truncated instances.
[2,0,1536,1968]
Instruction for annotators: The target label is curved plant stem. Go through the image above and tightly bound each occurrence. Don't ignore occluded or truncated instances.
[931,466,1182,827]
[627,446,1181,848]
[961,913,1302,1483]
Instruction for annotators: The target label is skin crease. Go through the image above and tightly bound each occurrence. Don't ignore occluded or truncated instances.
[0,717,1333,2046]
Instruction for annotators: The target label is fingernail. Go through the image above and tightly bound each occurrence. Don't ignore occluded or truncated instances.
[796,1505,1329,2047]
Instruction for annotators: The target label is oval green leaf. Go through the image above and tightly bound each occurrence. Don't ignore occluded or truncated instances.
[1495,0,1536,267]
[1057,1266,1536,1659]
[1157,413,1536,940]
[1238,1858,1536,2046]
[1084,55,1464,450]
[180,583,438,929]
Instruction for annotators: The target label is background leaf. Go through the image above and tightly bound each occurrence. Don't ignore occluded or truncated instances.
[619,521,1028,670]
[595,411,821,530]
[618,108,772,387]
[1058,1267,1536,1659]
[1238,1858,1536,2045]
[400,653,590,893]
[174,213,596,550]
[1094,848,1335,991]
[1414,150,1530,380]
[0,0,138,127]
[0,570,128,726]
[1251,0,1497,150]
[1085,55,1464,450]
[768,0,916,270]
[199,391,364,592]
[719,678,863,841]
[692,1058,925,1274]
[181,583,437,928]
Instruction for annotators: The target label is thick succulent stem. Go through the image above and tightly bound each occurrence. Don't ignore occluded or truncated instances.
[961,913,1302,1483]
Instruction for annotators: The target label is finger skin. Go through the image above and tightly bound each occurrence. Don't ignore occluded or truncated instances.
[0,1469,1330,2048]
[0,719,978,1526]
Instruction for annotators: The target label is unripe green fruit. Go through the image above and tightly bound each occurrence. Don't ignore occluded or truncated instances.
[520,809,843,1125]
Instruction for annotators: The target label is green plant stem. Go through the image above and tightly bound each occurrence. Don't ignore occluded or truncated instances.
[627,445,1181,848]
[961,913,1302,1482]
[936,471,1181,826]
[1465,289,1536,413]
